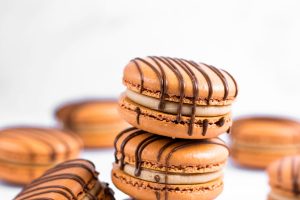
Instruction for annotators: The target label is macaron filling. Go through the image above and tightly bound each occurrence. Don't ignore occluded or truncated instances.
[126,89,231,117]
[121,163,223,184]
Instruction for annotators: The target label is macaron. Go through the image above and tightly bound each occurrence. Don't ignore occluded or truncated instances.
[112,127,229,200]
[119,56,238,139]
[55,99,129,148]
[267,155,300,200]
[15,159,115,200]
[0,127,82,184]
[230,116,300,169]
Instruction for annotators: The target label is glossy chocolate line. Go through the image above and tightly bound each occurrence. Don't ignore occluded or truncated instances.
[0,134,35,160]
[114,127,138,163]
[60,159,96,168]
[291,157,300,195]
[132,59,145,93]
[158,56,185,122]
[134,135,163,176]
[149,56,168,110]
[203,64,229,100]
[202,119,209,136]
[16,130,57,161]
[17,160,99,200]
[119,130,146,170]
[32,128,72,160]
[171,58,199,136]
[163,141,198,200]
[134,58,165,110]
[17,185,76,200]
[28,174,86,189]
[135,107,141,125]
[45,129,72,159]
[222,69,238,97]
[186,60,213,104]
[44,163,97,179]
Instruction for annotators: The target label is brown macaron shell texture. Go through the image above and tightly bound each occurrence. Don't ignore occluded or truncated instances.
[111,127,229,200]
[56,99,129,148]
[0,127,82,184]
[230,116,300,169]
[267,156,300,200]
[121,56,238,139]
[15,159,115,200]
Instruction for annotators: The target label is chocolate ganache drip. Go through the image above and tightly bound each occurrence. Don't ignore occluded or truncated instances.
[15,159,106,200]
[130,56,237,136]
[114,128,229,200]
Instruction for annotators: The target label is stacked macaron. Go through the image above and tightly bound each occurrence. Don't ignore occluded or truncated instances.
[112,56,238,199]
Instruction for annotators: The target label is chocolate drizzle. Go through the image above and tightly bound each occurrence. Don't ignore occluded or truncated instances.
[114,128,229,200]
[0,127,79,181]
[276,157,300,196]
[135,107,141,125]
[15,159,114,200]
[130,56,237,136]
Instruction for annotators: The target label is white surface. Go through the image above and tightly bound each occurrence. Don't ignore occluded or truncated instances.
[1,0,300,199]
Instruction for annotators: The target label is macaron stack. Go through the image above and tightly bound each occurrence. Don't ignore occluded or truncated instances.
[112,56,238,199]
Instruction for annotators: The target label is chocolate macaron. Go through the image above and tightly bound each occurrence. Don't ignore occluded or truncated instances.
[15,159,115,200]
[119,56,238,139]
[267,156,300,200]
[0,127,82,184]
[112,127,229,200]
[55,99,129,148]
[230,116,300,168]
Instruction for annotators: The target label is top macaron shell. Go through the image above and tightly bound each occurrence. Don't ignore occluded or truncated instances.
[55,99,122,125]
[268,156,300,196]
[123,57,238,106]
[114,128,229,173]
[231,117,300,145]
[0,127,82,164]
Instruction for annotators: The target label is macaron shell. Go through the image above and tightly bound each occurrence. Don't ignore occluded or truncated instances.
[123,57,238,105]
[56,100,123,124]
[119,95,231,139]
[112,167,223,200]
[0,127,82,184]
[268,156,300,192]
[231,117,300,145]
[231,147,298,169]
[15,159,115,200]
[114,128,229,173]
[55,99,129,148]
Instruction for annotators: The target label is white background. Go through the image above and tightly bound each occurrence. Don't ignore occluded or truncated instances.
[1,0,300,199]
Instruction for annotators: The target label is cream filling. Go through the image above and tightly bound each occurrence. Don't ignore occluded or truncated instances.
[269,191,299,200]
[122,164,223,184]
[126,89,231,117]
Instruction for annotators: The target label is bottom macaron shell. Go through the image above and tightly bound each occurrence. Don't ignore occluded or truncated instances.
[231,148,297,169]
[0,161,51,185]
[119,96,231,139]
[112,168,223,200]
